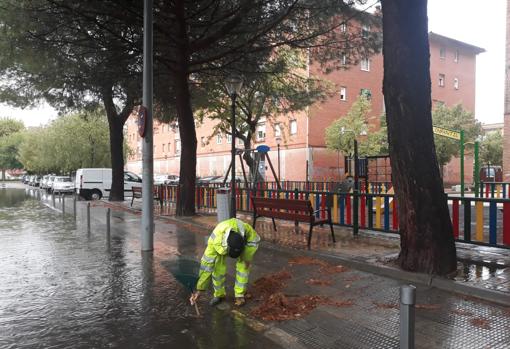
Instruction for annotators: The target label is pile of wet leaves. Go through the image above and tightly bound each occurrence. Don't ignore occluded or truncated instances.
[251,292,352,321]
[249,258,353,322]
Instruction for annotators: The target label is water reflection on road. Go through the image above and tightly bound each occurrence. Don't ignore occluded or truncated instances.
[0,188,276,349]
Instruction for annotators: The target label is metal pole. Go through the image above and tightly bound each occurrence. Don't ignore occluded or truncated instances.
[230,93,237,218]
[400,285,416,349]
[353,139,359,236]
[52,192,55,207]
[141,0,154,251]
[62,194,65,215]
[460,130,465,197]
[277,143,281,181]
[474,141,480,197]
[87,202,91,234]
[106,208,111,236]
[73,193,77,219]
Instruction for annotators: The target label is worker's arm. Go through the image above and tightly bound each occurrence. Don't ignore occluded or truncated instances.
[242,224,260,264]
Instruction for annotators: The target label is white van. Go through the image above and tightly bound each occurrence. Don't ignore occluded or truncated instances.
[75,168,142,200]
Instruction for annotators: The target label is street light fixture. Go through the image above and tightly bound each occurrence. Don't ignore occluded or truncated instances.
[226,75,243,218]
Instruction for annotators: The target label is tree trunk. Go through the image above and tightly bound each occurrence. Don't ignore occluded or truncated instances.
[175,69,197,216]
[106,115,125,201]
[381,0,457,275]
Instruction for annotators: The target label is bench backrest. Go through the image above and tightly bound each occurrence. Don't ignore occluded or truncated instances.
[251,197,314,223]
[132,186,159,196]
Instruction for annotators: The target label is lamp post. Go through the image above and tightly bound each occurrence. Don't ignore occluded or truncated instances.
[226,76,243,218]
[341,128,359,235]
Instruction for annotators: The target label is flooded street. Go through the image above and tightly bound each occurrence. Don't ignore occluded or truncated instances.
[0,188,279,349]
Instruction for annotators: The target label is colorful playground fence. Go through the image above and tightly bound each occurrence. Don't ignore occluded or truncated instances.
[156,185,510,249]
[479,182,510,199]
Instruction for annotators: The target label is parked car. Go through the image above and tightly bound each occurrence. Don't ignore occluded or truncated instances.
[40,175,49,189]
[75,168,142,200]
[479,165,503,182]
[21,175,30,184]
[197,175,222,185]
[52,176,75,194]
[153,174,179,185]
[46,175,56,192]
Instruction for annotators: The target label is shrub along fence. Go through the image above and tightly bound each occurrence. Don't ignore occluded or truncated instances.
[156,184,510,249]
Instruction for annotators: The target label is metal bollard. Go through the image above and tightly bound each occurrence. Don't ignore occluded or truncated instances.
[52,193,56,207]
[106,208,111,236]
[87,202,91,233]
[400,285,416,349]
[62,195,65,214]
[73,194,77,219]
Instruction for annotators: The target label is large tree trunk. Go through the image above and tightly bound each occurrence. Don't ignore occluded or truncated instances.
[175,68,197,216]
[381,0,457,275]
[103,86,130,202]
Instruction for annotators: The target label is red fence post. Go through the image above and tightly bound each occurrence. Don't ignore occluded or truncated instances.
[346,194,352,225]
[392,198,398,230]
[504,202,510,246]
[360,194,366,228]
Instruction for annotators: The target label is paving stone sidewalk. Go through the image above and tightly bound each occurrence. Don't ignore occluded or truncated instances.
[106,201,510,349]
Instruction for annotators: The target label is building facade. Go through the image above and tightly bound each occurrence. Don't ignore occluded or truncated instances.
[126,32,484,183]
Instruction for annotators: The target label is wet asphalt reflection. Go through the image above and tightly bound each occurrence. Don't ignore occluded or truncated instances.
[0,189,278,349]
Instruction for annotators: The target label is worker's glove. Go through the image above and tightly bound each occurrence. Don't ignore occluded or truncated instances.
[189,291,201,305]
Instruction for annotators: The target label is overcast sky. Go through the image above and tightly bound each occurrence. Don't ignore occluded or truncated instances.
[0,0,506,126]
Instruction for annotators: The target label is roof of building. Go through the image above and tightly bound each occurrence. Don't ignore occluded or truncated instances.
[429,32,485,54]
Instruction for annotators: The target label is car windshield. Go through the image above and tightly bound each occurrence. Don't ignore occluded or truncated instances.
[56,177,72,182]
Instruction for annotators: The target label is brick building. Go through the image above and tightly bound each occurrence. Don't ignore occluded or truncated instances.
[126,32,484,183]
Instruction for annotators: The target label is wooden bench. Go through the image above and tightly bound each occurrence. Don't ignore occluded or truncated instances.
[251,196,335,249]
[131,186,161,207]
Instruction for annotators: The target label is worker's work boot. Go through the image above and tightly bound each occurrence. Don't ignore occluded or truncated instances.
[234,297,246,307]
[209,297,224,307]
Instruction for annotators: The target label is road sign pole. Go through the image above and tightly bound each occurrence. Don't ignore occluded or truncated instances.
[460,130,464,197]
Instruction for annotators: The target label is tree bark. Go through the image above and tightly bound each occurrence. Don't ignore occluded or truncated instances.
[381,0,457,275]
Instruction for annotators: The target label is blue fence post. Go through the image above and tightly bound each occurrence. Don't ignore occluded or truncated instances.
[489,201,497,245]
[384,196,390,231]
[463,199,471,242]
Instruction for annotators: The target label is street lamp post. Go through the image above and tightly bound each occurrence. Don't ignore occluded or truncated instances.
[341,128,359,235]
[226,76,243,218]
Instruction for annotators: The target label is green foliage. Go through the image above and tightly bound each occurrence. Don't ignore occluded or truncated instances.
[325,95,388,156]
[480,131,503,166]
[18,109,112,173]
[197,49,332,149]
[432,104,481,168]
[0,117,24,172]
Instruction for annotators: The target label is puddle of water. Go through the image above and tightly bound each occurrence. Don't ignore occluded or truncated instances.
[0,189,279,349]
[454,260,508,282]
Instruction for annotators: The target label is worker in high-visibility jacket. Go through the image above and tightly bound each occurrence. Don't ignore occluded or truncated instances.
[190,218,260,307]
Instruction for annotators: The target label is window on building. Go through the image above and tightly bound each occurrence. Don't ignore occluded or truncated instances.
[360,57,370,71]
[167,143,171,152]
[360,88,372,100]
[340,23,347,33]
[339,86,347,101]
[340,53,347,66]
[256,123,266,141]
[361,24,370,38]
[227,134,232,143]
[453,78,459,90]
[290,120,297,135]
[162,144,165,152]
[454,50,459,63]
[439,74,445,87]
[439,47,446,59]
[175,140,181,154]
[200,137,206,147]
[274,123,281,137]
[216,134,222,144]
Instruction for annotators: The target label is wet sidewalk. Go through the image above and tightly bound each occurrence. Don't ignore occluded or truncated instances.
[117,199,510,348]
[4,187,509,349]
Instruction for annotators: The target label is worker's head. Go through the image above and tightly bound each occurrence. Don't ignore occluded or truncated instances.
[227,231,245,258]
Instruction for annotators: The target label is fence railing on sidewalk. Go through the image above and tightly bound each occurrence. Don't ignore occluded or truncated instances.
[156,184,510,249]
[479,182,510,199]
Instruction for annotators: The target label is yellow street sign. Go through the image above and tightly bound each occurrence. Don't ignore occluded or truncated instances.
[433,126,461,140]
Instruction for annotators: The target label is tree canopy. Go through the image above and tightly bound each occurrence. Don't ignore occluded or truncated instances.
[480,131,503,166]
[0,117,25,178]
[432,104,481,169]
[324,95,388,157]
[18,110,113,174]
